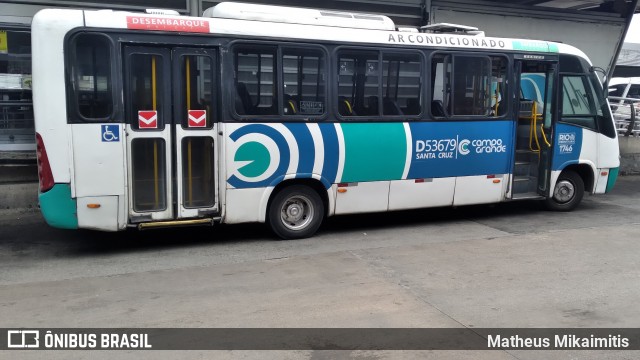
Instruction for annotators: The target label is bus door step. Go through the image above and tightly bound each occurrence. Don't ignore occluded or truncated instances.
[511,193,544,200]
[136,218,217,230]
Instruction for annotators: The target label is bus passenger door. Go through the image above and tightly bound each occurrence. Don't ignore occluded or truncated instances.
[512,59,557,199]
[123,46,218,223]
[124,47,174,221]
[172,48,218,218]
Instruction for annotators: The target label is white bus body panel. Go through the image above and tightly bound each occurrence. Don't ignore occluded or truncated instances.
[598,133,620,169]
[77,196,120,231]
[32,10,84,184]
[594,169,609,194]
[454,175,506,206]
[70,124,126,197]
[388,178,455,210]
[225,187,267,224]
[334,181,389,215]
[70,124,127,230]
[596,132,619,194]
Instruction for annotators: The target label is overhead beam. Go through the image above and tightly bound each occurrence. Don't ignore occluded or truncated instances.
[0,0,190,13]
[432,0,626,23]
[609,0,640,77]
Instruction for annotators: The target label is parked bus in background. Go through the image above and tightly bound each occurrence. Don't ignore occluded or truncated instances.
[608,77,640,135]
[32,2,619,239]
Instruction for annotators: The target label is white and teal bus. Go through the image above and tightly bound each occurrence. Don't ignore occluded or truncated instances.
[32,2,620,239]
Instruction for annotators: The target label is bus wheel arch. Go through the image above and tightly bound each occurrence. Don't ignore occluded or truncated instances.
[266,179,328,240]
[545,166,589,211]
[565,163,595,193]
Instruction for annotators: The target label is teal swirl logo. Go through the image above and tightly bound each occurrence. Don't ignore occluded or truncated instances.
[234,141,271,178]
[227,124,290,188]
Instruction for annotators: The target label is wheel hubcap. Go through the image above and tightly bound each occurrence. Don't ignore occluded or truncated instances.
[280,195,314,231]
[553,180,575,204]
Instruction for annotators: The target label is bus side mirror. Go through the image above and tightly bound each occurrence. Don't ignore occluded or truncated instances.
[590,66,609,91]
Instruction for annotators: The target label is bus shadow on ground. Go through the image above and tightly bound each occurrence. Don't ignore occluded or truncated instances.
[67,200,546,256]
[11,194,629,258]
[72,222,269,252]
[322,199,544,235]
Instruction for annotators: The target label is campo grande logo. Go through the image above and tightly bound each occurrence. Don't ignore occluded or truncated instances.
[458,139,471,155]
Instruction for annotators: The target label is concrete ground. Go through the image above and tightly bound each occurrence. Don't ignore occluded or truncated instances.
[1,176,640,359]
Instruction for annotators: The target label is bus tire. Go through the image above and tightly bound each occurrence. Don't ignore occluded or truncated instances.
[268,185,324,240]
[544,170,584,211]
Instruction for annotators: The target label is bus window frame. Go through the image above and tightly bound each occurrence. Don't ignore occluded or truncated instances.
[228,40,330,122]
[558,72,601,133]
[232,43,279,118]
[588,72,617,138]
[65,29,232,127]
[64,31,118,124]
[556,53,615,135]
[124,48,172,131]
[173,49,218,130]
[380,50,424,119]
[334,46,381,121]
[279,44,330,121]
[428,50,511,121]
[333,45,424,123]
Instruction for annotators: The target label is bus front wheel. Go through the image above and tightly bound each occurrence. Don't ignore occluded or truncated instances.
[544,170,584,211]
[268,185,324,240]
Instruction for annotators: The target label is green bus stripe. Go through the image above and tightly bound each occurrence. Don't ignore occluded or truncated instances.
[512,40,557,53]
[340,123,407,182]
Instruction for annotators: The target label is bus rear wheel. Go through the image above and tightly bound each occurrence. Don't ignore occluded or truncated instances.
[544,170,584,211]
[268,185,324,240]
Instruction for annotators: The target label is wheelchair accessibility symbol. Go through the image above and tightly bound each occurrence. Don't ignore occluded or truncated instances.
[101,125,120,142]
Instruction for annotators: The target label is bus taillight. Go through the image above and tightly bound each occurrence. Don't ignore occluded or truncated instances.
[35,132,54,193]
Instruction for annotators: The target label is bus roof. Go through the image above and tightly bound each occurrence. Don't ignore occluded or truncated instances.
[203,2,396,31]
[33,4,589,61]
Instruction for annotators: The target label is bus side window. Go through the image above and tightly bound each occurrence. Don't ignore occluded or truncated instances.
[180,54,214,128]
[337,50,379,117]
[452,55,491,116]
[234,46,278,116]
[235,82,252,115]
[430,53,495,118]
[282,47,326,117]
[561,75,597,130]
[382,52,421,116]
[71,33,113,121]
